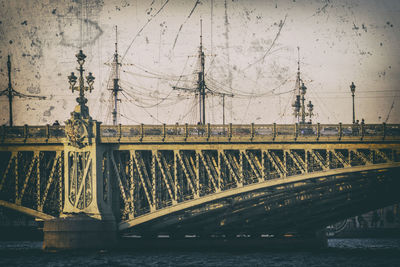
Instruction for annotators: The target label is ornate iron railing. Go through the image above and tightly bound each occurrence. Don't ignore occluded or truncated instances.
[1,123,399,143]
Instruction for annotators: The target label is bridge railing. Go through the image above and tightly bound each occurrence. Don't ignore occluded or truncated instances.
[1,123,399,143]
[98,123,400,142]
[0,125,65,142]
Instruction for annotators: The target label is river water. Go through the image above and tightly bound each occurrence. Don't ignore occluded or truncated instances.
[0,238,400,266]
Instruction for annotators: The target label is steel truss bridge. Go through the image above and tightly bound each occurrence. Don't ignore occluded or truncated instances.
[1,122,400,238]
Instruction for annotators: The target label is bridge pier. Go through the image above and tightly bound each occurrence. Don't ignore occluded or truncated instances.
[42,116,118,250]
[43,215,117,250]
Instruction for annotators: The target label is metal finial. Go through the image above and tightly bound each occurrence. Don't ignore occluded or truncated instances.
[76,50,86,66]
[350,82,356,94]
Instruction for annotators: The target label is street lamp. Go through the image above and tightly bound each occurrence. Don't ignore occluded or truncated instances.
[67,50,95,105]
[350,82,356,124]
[307,100,314,123]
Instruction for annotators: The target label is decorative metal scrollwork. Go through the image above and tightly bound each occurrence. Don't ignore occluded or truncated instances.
[66,116,89,148]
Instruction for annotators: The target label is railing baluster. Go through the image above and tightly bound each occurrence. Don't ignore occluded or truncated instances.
[46,124,50,139]
[383,122,386,140]
[23,124,28,139]
[140,124,144,141]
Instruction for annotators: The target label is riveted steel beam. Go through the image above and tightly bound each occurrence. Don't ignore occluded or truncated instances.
[38,151,61,211]
[242,150,261,179]
[331,150,351,168]
[264,150,287,177]
[311,150,328,171]
[16,152,38,205]
[110,152,130,216]
[353,150,372,165]
[198,151,217,192]
[374,149,392,163]
[155,152,175,204]
[287,150,305,174]
[0,152,16,191]
[176,152,196,197]
[221,152,241,187]
[131,150,155,211]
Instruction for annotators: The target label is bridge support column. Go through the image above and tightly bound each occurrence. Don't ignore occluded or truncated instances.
[43,118,117,250]
[43,52,117,250]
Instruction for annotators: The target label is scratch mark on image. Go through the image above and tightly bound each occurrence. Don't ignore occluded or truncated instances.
[122,0,170,61]
[172,0,200,50]
[244,14,287,70]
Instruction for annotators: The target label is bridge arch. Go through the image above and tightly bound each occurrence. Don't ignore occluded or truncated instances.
[118,163,400,235]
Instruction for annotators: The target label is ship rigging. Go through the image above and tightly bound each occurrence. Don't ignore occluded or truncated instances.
[102,23,312,126]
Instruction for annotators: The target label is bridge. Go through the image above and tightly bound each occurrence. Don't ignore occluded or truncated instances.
[0,51,399,249]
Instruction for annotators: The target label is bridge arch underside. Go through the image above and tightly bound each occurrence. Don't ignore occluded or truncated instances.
[120,166,400,237]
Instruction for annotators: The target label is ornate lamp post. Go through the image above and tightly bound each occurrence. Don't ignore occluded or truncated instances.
[67,50,95,120]
[65,50,96,148]
[350,82,356,124]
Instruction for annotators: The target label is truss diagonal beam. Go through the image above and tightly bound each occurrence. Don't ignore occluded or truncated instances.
[354,150,372,165]
[249,153,263,176]
[161,154,181,200]
[331,150,350,168]
[131,151,154,210]
[38,152,61,211]
[205,153,220,191]
[287,150,306,174]
[116,153,135,215]
[111,153,130,213]
[311,150,328,171]
[221,152,241,186]
[176,152,196,196]
[16,153,38,205]
[374,149,392,163]
[242,150,261,178]
[198,151,218,191]
[155,152,175,203]
[264,150,287,177]
[0,152,16,191]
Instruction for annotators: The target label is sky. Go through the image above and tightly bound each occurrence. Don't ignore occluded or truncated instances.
[0,0,399,126]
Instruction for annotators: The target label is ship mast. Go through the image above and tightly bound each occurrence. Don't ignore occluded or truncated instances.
[173,19,207,125]
[172,20,233,125]
[199,19,206,125]
[109,26,122,125]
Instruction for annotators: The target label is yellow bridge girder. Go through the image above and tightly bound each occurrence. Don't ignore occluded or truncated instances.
[0,123,399,233]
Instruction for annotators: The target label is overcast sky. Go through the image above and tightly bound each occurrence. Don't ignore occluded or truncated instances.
[0,0,399,125]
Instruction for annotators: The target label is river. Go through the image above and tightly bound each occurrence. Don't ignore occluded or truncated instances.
[0,238,400,266]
